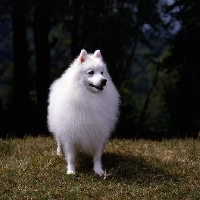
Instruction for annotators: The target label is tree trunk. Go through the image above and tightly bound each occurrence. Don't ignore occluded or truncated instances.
[33,0,51,134]
[140,64,160,129]
[11,0,31,136]
[70,0,81,59]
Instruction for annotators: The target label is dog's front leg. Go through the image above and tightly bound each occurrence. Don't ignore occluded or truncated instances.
[93,150,104,176]
[64,143,76,174]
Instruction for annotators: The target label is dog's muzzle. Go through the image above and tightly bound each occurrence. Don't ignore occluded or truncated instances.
[89,79,107,91]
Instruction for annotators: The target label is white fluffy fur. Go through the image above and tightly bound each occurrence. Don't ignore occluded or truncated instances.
[47,49,120,176]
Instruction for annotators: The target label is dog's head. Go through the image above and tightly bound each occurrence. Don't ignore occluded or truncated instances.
[78,49,107,93]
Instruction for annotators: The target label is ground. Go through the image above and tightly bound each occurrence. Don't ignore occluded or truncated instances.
[0,136,200,199]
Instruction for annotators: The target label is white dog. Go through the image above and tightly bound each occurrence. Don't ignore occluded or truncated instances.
[47,49,120,176]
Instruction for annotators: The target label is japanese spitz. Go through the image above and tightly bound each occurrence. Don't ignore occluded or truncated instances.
[47,49,120,176]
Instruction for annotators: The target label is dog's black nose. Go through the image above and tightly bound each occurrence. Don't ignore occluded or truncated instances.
[101,79,107,87]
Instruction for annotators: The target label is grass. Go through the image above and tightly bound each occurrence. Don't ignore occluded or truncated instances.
[0,136,200,199]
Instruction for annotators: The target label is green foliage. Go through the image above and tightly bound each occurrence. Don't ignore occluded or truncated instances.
[163,0,200,132]
[0,136,200,199]
[1,0,200,136]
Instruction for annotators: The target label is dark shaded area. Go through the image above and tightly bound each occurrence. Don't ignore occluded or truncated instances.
[163,0,200,136]
[33,0,52,134]
[11,0,35,135]
[0,0,200,139]
[114,129,198,140]
[74,152,183,186]
[103,153,182,184]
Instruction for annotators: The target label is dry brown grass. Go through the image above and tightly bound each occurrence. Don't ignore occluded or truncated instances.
[0,136,200,199]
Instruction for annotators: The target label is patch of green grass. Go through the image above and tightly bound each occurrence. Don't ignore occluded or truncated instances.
[0,136,200,199]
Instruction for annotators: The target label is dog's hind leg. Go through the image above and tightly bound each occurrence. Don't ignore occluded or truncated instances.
[56,139,62,156]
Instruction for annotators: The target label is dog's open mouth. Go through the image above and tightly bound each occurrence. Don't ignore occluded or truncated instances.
[89,84,104,91]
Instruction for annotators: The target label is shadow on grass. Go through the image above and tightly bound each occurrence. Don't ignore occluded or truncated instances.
[102,152,181,184]
[74,152,182,185]
[64,151,182,185]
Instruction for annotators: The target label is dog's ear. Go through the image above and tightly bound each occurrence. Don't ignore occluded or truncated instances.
[93,50,102,59]
[79,49,88,63]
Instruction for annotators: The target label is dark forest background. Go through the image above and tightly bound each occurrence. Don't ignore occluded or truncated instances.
[0,0,200,139]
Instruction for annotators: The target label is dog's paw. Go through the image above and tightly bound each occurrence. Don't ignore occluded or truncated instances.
[57,151,62,156]
[67,170,75,175]
[94,168,104,176]
[57,147,62,156]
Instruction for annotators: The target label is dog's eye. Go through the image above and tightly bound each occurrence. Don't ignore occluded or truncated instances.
[101,72,103,75]
[88,71,94,75]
